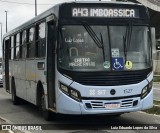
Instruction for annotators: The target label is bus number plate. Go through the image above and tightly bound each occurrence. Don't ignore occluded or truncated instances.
[105,103,120,109]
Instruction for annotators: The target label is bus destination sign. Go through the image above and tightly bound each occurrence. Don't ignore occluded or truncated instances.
[72,8,139,18]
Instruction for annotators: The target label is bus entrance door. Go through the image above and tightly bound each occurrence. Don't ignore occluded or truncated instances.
[4,38,10,93]
[46,16,56,110]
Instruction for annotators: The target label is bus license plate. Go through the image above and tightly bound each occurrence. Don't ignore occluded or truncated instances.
[105,103,120,109]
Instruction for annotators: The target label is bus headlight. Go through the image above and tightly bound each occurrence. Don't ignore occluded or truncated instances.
[70,89,81,102]
[141,86,148,99]
[59,82,81,102]
[141,81,153,99]
[60,83,69,95]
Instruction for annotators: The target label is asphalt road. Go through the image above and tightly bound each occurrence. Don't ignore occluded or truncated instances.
[0,86,160,133]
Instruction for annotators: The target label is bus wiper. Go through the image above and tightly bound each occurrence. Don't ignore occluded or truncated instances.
[123,21,133,63]
[123,35,127,63]
[82,22,105,61]
[82,22,103,48]
[100,33,105,61]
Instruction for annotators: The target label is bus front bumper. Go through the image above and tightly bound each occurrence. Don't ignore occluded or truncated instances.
[56,89,153,115]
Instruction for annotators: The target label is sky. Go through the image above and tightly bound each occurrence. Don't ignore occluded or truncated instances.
[0,0,110,57]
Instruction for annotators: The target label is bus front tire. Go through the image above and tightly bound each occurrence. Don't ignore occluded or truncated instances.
[39,90,51,121]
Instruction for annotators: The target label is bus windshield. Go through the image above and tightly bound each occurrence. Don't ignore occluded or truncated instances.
[58,25,152,71]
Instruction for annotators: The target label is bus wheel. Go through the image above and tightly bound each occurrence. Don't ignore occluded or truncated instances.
[11,80,19,105]
[40,90,51,121]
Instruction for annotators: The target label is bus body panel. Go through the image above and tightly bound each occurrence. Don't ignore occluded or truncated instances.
[25,60,37,104]
[27,58,47,105]
[35,59,47,84]
[57,72,153,98]
[57,93,82,114]
[10,60,27,100]
[71,81,147,98]
[56,72,153,114]
[56,88,153,115]
[142,90,153,110]
[9,58,47,105]
[55,71,73,106]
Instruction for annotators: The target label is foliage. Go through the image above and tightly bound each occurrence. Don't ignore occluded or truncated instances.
[153,76,160,82]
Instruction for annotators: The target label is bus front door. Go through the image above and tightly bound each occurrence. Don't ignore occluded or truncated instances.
[4,38,10,92]
[47,18,56,109]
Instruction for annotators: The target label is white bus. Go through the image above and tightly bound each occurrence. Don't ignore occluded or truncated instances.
[3,1,154,120]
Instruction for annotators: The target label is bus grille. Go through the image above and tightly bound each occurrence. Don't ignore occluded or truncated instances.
[90,100,134,109]
[84,98,139,110]
[91,101,104,108]
[76,73,146,86]
[121,99,133,108]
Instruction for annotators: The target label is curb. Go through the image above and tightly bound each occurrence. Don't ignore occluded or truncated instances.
[0,116,12,124]
[154,99,160,102]
[153,99,160,107]
[153,83,160,85]
[154,105,160,107]
[153,82,160,83]
[0,116,32,133]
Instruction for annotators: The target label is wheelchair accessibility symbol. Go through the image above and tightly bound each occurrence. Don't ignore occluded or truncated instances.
[112,57,124,70]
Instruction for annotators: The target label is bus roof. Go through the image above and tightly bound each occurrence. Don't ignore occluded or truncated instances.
[3,1,144,39]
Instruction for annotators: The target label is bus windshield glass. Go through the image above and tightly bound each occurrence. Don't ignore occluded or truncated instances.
[58,25,151,71]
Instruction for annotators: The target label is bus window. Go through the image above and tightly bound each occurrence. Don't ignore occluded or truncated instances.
[9,37,11,59]
[11,36,14,60]
[16,33,20,59]
[19,32,22,58]
[28,27,35,58]
[59,25,109,70]
[22,30,27,58]
[36,22,46,58]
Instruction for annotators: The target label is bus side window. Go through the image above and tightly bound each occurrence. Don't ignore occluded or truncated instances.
[27,27,35,58]
[9,37,11,59]
[14,35,17,59]
[16,33,20,59]
[22,30,27,59]
[11,36,14,60]
[19,32,22,58]
[36,22,46,58]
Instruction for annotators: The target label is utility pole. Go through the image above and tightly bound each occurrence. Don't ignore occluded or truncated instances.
[35,0,37,16]
[5,11,8,33]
